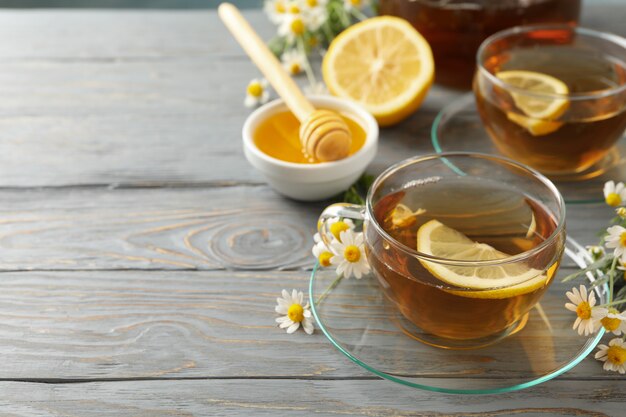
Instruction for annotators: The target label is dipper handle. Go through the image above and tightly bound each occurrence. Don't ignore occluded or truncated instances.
[218,3,315,121]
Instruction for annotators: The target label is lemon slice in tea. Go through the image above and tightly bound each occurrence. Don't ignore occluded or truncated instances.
[496,70,569,136]
[416,220,547,298]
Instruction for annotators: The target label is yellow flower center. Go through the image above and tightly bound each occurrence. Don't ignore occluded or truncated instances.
[290,18,305,35]
[287,303,304,322]
[319,251,332,267]
[289,62,301,74]
[618,207,626,218]
[350,0,361,6]
[607,345,626,366]
[343,245,361,263]
[289,4,300,13]
[275,2,286,13]
[330,221,350,240]
[606,192,622,207]
[247,82,263,98]
[576,301,592,320]
[620,232,626,247]
[601,308,623,332]
[306,0,317,7]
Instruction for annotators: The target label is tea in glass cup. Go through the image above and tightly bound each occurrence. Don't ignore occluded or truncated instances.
[474,25,626,176]
[317,153,565,349]
[378,0,581,89]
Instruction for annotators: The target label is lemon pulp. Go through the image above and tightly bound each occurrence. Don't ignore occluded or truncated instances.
[322,16,434,127]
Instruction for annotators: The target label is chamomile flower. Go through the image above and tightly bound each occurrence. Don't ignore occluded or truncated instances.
[304,7,328,31]
[244,78,270,108]
[565,285,603,336]
[281,49,305,75]
[302,0,328,11]
[327,217,355,241]
[275,289,314,334]
[604,181,626,207]
[598,308,626,336]
[330,229,370,279]
[595,337,626,374]
[343,0,364,11]
[304,81,329,96]
[617,207,626,219]
[586,245,605,261]
[264,0,288,24]
[605,225,626,260]
[312,233,333,267]
[278,11,307,43]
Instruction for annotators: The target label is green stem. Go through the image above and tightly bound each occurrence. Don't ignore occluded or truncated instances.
[350,7,368,21]
[297,37,317,86]
[323,21,335,44]
[609,256,618,302]
[332,2,351,27]
[315,274,343,306]
[597,298,626,308]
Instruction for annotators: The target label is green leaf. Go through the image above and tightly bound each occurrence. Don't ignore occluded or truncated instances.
[342,173,375,205]
[561,256,615,283]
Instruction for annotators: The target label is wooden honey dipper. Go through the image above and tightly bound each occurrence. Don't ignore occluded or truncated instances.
[218,3,352,162]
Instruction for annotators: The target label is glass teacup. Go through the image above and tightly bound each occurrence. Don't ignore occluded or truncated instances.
[474,25,626,177]
[317,153,566,349]
[378,0,581,89]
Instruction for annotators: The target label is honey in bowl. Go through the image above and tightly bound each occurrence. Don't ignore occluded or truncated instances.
[253,109,366,163]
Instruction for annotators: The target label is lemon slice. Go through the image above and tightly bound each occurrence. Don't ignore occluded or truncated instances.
[496,70,569,136]
[417,220,547,298]
[387,204,426,228]
[322,16,434,127]
[505,112,564,136]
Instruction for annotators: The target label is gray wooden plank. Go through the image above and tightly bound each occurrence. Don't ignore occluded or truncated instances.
[0,379,623,416]
[0,268,616,381]
[0,8,618,188]
[0,56,453,187]
[0,186,611,271]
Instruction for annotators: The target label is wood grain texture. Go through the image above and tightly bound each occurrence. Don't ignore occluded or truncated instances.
[0,8,618,188]
[0,4,622,413]
[0,379,623,416]
[0,186,613,271]
[0,268,616,381]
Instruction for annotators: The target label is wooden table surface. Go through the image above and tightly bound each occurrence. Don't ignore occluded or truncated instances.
[0,3,625,416]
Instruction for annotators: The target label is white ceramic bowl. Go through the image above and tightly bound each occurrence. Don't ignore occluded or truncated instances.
[242,95,378,201]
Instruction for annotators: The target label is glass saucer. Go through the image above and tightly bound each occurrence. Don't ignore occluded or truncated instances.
[309,237,607,394]
[431,93,626,204]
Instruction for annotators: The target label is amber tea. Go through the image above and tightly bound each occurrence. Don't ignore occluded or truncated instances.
[366,177,562,341]
[475,26,626,175]
[379,0,580,89]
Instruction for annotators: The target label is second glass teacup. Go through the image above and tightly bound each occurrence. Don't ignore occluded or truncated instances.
[318,153,566,349]
[474,25,626,177]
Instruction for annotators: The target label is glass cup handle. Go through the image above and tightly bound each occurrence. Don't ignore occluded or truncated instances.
[317,203,366,247]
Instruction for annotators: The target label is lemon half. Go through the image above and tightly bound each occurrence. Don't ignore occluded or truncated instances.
[322,16,434,127]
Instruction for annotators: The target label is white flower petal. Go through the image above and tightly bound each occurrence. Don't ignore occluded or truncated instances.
[286,322,300,333]
[302,318,314,334]
[244,95,257,108]
[604,181,615,197]
[279,319,294,328]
